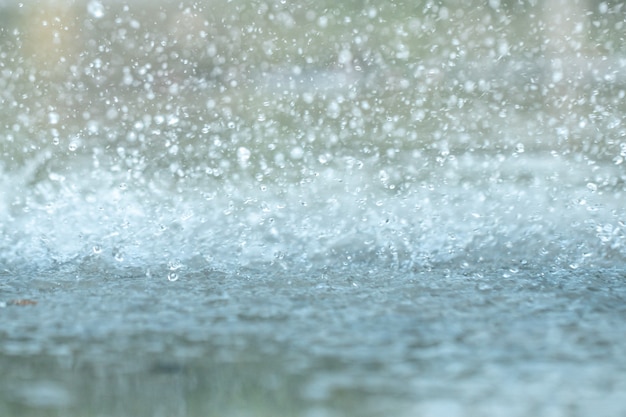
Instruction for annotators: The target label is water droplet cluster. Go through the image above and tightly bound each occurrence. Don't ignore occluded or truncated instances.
[0,1,624,271]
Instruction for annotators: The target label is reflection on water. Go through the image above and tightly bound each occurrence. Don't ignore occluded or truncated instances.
[1,1,626,416]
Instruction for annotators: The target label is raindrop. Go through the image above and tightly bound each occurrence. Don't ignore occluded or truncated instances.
[338,49,352,66]
[48,112,59,125]
[87,0,104,19]
[237,147,251,167]
[290,146,304,160]
[598,2,608,14]
[167,114,179,126]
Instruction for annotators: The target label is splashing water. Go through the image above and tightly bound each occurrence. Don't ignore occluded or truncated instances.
[1,1,626,416]
[2,145,624,275]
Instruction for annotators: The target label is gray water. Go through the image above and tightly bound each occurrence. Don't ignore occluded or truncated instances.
[2,1,626,416]
[2,264,626,417]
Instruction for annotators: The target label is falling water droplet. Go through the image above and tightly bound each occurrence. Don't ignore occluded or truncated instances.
[48,112,59,125]
[87,0,104,18]
[237,147,251,168]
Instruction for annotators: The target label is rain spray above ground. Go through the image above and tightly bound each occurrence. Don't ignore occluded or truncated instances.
[1,1,626,415]
[1,0,625,274]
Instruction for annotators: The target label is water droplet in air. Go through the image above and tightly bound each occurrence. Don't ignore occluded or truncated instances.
[48,112,59,125]
[87,0,105,18]
[237,147,251,167]
[290,146,304,160]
